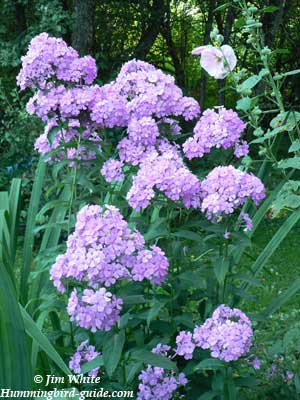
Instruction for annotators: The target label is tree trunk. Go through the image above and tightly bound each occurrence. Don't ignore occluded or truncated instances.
[217,4,235,106]
[14,0,27,34]
[134,0,167,59]
[199,0,216,109]
[62,0,72,44]
[72,0,96,56]
[161,1,185,87]
[262,0,286,48]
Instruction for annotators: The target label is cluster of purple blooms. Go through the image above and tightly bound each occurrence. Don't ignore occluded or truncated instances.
[50,204,169,331]
[69,340,100,377]
[18,34,266,222]
[17,33,97,90]
[17,33,102,164]
[183,107,248,159]
[100,60,202,209]
[137,306,253,399]
[175,305,253,362]
[34,119,101,165]
[137,344,188,400]
[201,166,266,220]
[67,288,123,332]
[17,34,199,169]
[126,140,202,211]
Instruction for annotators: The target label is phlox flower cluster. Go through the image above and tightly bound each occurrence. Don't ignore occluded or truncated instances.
[240,212,253,231]
[114,59,200,121]
[89,82,129,128]
[69,340,100,377]
[201,166,266,220]
[126,140,202,211]
[67,288,123,332]
[26,85,99,122]
[50,204,169,331]
[34,119,101,165]
[18,35,200,171]
[137,344,188,400]
[175,305,253,362]
[18,34,265,221]
[17,34,101,165]
[183,107,247,159]
[175,331,195,360]
[97,59,201,207]
[16,32,97,90]
[100,159,124,183]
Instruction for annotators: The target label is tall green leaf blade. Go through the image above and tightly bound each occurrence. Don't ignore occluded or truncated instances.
[20,159,46,305]
[31,310,50,370]
[0,209,14,282]
[261,279,300,319]
[0,191,9,211]
[20,306,71,376]
[131,349,177,371]
[234,179,287,264]
[29,185,71,314]
[243,210,300,291]
[40,185,70,251]
[103,330,125,377]
[0,262,32,390]
[81,356,104,374]
[8,178,21,263]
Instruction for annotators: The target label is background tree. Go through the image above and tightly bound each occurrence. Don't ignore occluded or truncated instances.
[72,0,96,55]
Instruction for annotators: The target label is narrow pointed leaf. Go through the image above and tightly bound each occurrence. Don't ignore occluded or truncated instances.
[20,306,71,376]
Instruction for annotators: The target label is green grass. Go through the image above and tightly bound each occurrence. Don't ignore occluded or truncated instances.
[243,218,300,314]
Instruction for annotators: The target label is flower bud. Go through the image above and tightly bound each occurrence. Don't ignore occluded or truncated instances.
[248,6,258,13]
[261,46,271,55]
[254,127,264,137]
[258,147,267,155]
[216,34,224,44]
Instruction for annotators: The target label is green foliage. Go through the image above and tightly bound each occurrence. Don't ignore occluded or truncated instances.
[0,179,32,390]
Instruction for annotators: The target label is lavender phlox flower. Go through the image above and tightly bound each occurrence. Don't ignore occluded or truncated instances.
[201,166,265,219]
[234,140,249,158]
[193,304,253,362]
[137,344,187,400]
[101,159,124,182]
[224,230,231,240]
[240,212,253,231]
[246,355,261,370]
[67,288,123,332]
[175,331,195,360]
[17,33,97,90]
[127,140,202,211]
[183,107,246,159]
[152,344,171,357]
[69,340,100,377]
[51,204,169,292]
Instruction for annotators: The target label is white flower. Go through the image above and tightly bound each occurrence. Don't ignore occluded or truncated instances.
[192,45,237,79]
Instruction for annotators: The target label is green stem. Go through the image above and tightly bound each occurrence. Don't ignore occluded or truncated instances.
[67,132,82,235]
